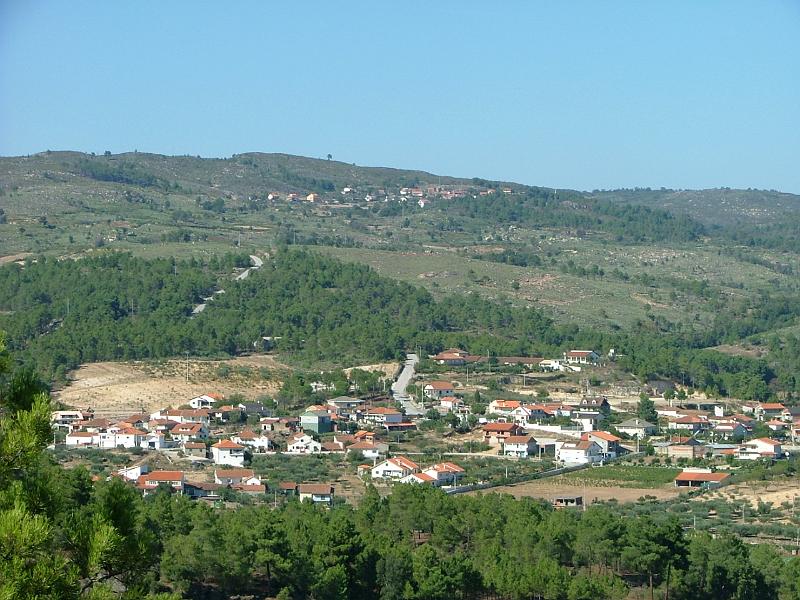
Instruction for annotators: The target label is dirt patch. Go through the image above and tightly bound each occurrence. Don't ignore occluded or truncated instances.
[711,344,765,359]
[55,356,286,419]
[699,478,800,509]
[472,479,682,505]
[343,361,399,379]
[631,293,671,310]
[0,252,32,265]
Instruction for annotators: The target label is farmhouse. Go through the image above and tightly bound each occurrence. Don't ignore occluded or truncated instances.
[136,471,185,495]
[432,348,471,365]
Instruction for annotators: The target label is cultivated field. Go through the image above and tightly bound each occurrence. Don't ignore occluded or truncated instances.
[476,477,682,505]
[700,478,800,509]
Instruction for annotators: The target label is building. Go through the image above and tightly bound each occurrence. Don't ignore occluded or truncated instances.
[674,469,729,489]
[422,462,465,486]
[371,456,420,480]
[232,429,273,452]
[616,418,657,438]
[170,422,208,443]
[432,348,470,366]
[210,439,246,467]
[482,422,525,446]
[423,381,455,399]
[298,483,334,505]
[300,408,333,434]
[736,438,783,460]
[286,433,323,454]
[345,440,388,460]
[557,440,603,465]
[668,416,710,433]
[363,407,403,426]
[581,431,621,458]
[214,468,261,486]
[136,471,185,495]
[66,431,97,447]
[182,441,207,457]
[563,350,600,365]
[188,394,221,409]
[502,435,538,458]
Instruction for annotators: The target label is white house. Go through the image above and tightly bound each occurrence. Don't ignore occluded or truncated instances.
[422,462,465,486]
[66,431,97,447]
[440,396,465,412]
[210,439,246,467]
[736,438,783,460]
[286,433,323,454]
[423,381,455,399]
[616,418,657,438]
[170,422,208,443]
[51,410,89,432]
[232,429,273,452]
[136,471,185,495]
[297,483,334,505]
[214,468,261,486]
[188,394,221,409]
[144,432,168,450]
[557,440,603,465]
[363,407,403,426]
[371,456,420,480]
[346,440,389,460]
[564,350,600,365]
[98,428,147,449]
[502,435,538,458]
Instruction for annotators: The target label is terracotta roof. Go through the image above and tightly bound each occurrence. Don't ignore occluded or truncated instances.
[347,441,382,450]
[215,468,255,479]
[674,472,729,483]
[68,432,95,438]
[504,435,533,444]
[407,472,436,482]
[297,483,334,495]
[584,431,621,442]
[233,484,266,493]
[491,400,521,410]
[388,456,419,471]
[368,407,401,415]
[141,470,184,481]
[425,381,454,390]
[566,350,595,357]
[751,438,781,446]
[212,439,244,449]
[236,429,258,440]
[183,442,205,449]
[279,481,297,490]
[760,403,786,410]
[483,422,521,432]
[428,462,464,473]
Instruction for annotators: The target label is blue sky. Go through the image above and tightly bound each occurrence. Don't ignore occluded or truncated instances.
[1,1,799,192]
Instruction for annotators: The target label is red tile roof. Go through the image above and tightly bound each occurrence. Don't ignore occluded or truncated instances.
[212,439,244,449]
[674,471,729,483]
[425,381,454,390]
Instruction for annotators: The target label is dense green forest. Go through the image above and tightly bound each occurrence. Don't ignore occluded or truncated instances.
[0,249,793,400]
[1,340,799,600]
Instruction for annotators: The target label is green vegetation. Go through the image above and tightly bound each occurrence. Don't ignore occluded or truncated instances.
[564,465,681,488]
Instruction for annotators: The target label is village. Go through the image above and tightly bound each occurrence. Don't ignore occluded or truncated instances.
[51,347,800,508]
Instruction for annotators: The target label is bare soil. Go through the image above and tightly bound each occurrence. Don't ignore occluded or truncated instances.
[473,479,682,505]
[699,478,800,509]
[55,355,286,419]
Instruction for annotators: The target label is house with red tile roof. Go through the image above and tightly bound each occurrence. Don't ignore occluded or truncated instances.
[136,470,185,495]
[674,469,729,488]
[736,438,783,460]
[422,462,465,486]
[482,422,525,445]
[502,435,538,458]
[214,468,261,486]
[423,381,455,399]
[581,431,622,458]
[371,456,420,480]
[211,439,245,467]
[563,350,599,365]
[298,483,334,505]
[171,422,208,443]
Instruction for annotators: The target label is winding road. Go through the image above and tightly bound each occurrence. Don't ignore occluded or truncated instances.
[192,254,262,315]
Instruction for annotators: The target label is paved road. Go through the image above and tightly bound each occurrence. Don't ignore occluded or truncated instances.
[193,255,262,314]
[392,353,424,416]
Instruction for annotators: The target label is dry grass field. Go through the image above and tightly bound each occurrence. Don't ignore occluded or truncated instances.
[54,355,286,419]
[474,478,682,505]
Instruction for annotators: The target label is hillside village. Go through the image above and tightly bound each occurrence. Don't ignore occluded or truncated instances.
[51,346,798,507]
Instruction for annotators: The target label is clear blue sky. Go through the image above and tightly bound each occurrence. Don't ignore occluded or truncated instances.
[2,1,799,192]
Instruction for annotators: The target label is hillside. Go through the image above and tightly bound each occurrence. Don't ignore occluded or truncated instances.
[2,150,800,397]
